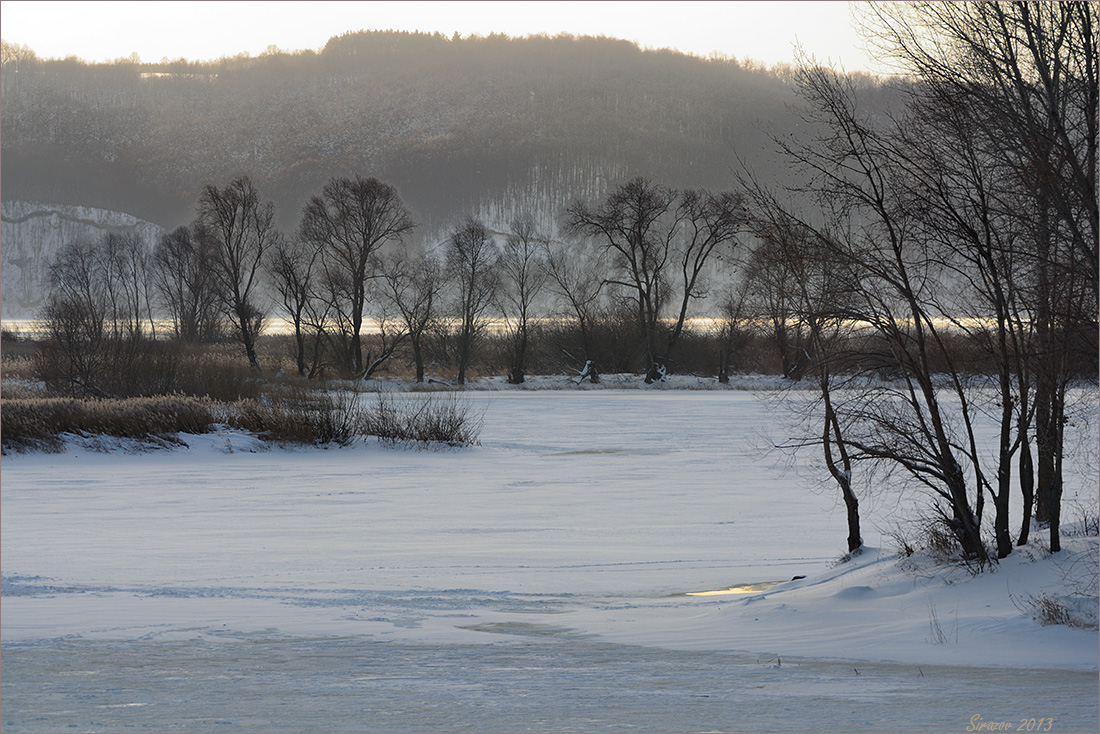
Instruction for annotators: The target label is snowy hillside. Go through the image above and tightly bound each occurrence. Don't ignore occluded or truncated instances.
[0,200,164,319]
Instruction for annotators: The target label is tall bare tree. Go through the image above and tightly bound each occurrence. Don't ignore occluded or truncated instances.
[197,176,278,370]
[40,239,111,396]
[445,217,500,385]
[498,215,549,384]
[268,235,327,377]
[567,178,677,382]
[665,189,746,367]
[378,250,443,383]
[38,233,167,397]
[744,184,864,553]
[769,62,992,563]
[299,176,415,376]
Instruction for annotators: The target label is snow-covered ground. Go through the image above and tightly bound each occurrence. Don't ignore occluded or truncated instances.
[2,387,1097,732]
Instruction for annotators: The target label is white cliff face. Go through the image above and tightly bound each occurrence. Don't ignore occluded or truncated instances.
[1,200,164,319]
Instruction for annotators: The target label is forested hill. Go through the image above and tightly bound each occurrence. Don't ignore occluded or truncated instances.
[0,30,868,238]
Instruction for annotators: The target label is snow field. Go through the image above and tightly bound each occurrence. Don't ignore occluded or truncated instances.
[2,389,1097,732]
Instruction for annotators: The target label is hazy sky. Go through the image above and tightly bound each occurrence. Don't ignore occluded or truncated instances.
[1,1,881,72]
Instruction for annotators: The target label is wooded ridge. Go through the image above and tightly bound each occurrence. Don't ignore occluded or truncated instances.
[0,30,890,235]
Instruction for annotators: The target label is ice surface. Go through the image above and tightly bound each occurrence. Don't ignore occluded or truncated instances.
[2,389,1097,732]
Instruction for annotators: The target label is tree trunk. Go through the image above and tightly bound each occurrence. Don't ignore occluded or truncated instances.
[294,323,306,377]
[508,327,528,384]
[1049,389,1066,553]
[1035,381,1054,524]
[237,309,260,371]
[994,457,1013,559]
[842,475,862,554]
[993,376,1015,558]
[822,384,861,553]
[350,329,363,375]
[949,484,987,562]
[1017,432,1035,545]
[645,360,666,383]
[412,337,425,383]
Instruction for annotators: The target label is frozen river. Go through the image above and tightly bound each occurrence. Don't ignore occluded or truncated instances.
[4,635,1097,733]
[2,390,1097,732]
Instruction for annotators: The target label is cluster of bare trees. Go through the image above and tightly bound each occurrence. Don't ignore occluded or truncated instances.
[40,170,750,393]
[737,2,1097,561]
[266,176,747,386]
[567,180,746,382]
[40,231,159,396]
[39,176,279,395]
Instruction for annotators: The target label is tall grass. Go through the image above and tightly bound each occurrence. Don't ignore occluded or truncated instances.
[1,389,483,452]
[1,395,215,452]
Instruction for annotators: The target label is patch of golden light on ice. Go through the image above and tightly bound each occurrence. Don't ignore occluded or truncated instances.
[685,580,784,596]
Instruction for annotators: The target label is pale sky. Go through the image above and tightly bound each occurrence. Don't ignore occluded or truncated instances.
[0,1,882,73]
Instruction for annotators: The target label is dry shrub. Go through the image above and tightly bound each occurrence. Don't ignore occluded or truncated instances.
[1067,503,1100,538]
[31,336,277,402]
[1,389,365,451]
[226,388,365,446]
[174,347,265,401]
[1015,591,1099,630]
[887,507,989,575]
[363,392,482,446]
[1,395,214,452]
[1026,593,1075,626]
[229,398,316,445]
[33,337,182,398]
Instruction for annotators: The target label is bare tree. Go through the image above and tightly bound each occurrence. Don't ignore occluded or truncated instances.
[151,225,223,343]
[745,185,864,553]
[887,72,1040,558]
[665,189,746,368]
[445,217,500,385]
[197,176,278,370]
[567,178,744,382]
[769,62,992,563]
[542,237,606,381]
[37,233,165,398]
[567,178,677,382]
[299,176,415,376]
[740,236,811,380]
[268,235,328,377]
[711,282,750,383]
[378,250,443,383]
[498,215,549,384]
[98,232,151,341]
[856,1,1099,552]
[39,239,111,396]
